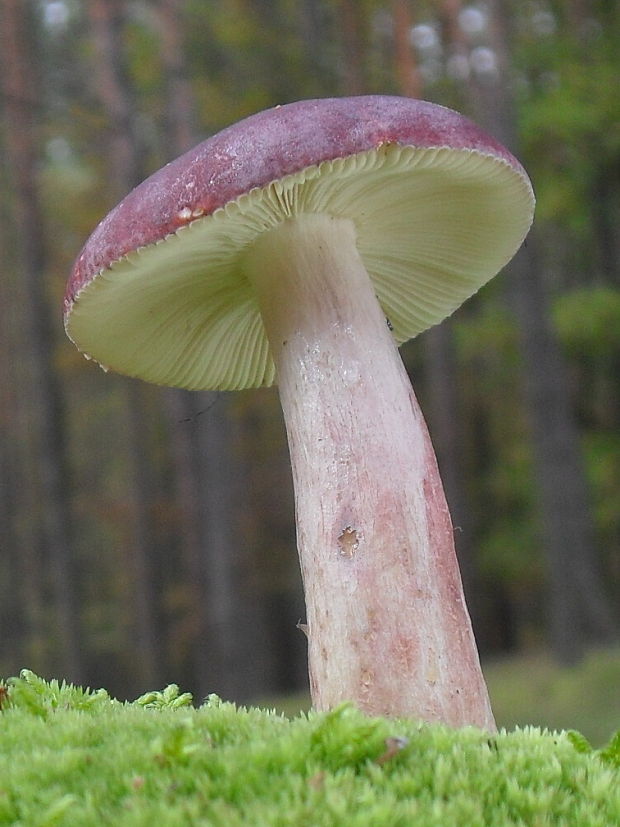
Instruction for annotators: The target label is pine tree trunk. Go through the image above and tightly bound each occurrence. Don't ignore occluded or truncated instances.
[476,0,617,660]
[0,0,83,682]
[338,0,368,94]
[87,0,162,689]
[156,0,275,701]
[392,0,488,646]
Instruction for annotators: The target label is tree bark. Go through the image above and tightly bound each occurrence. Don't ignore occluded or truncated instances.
[155,0,275,701]
[477,0,618,660]
[0,0,83,682]
[87,0,162,689]
[392,0,423,99]
[297,0,334,95]
[392,0,487,643]
[338,0,368,95]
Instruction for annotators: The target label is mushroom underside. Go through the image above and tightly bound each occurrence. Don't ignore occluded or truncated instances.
[66,143,532,391]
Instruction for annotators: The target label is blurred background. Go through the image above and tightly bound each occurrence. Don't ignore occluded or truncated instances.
[1,0,619,742]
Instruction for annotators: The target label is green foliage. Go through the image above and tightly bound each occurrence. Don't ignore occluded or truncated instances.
[136,684,194,710]
[306,704,392,772]
[552,286,620,570]
[3,669,112,719]
[519,16,620,230]
[584,432,620,549]
[453,297,519,370]
[600,732,620,769]
[1,672,619,825]
[452,300,540,588]
[553,287,620,358]
[567,729,620,770]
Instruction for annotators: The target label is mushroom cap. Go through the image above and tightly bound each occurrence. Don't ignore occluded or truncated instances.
[65,95,535,390]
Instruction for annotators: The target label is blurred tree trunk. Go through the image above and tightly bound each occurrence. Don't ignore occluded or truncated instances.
[338,0,368,94]
[421,327,492,643]
[567,0,620,286]
[592,168,620,285]
[507,241,617,660]
[297,0,334,95]
[0,337,22,665]
[0,344,48,668]
[391,1,489,643]
[459,0,618,661]
[87,0,162,689]
[391,0,422,99]
[155,0,275,702]
[0,177,21,667]
[155,0,237,701]
[0,254,49,668]
[0,0,84,682]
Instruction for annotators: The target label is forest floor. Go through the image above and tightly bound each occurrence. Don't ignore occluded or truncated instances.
[265,645,620,747]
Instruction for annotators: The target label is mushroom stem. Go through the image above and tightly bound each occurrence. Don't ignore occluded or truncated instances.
[244,213,495,730]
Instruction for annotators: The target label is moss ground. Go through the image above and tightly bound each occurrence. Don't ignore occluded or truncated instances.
[0,670,619,826]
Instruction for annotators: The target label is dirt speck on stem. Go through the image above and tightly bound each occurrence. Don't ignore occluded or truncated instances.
[338,526,360,558]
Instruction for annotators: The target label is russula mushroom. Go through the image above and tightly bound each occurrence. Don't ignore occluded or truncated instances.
[65,96,534,730]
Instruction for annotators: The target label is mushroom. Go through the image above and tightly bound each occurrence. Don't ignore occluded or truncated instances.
[65,96,534,730]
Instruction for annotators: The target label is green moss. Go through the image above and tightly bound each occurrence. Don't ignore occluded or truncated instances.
[0,670,618,825]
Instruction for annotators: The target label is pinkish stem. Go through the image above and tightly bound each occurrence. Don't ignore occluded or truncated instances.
[244,213,495,729]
